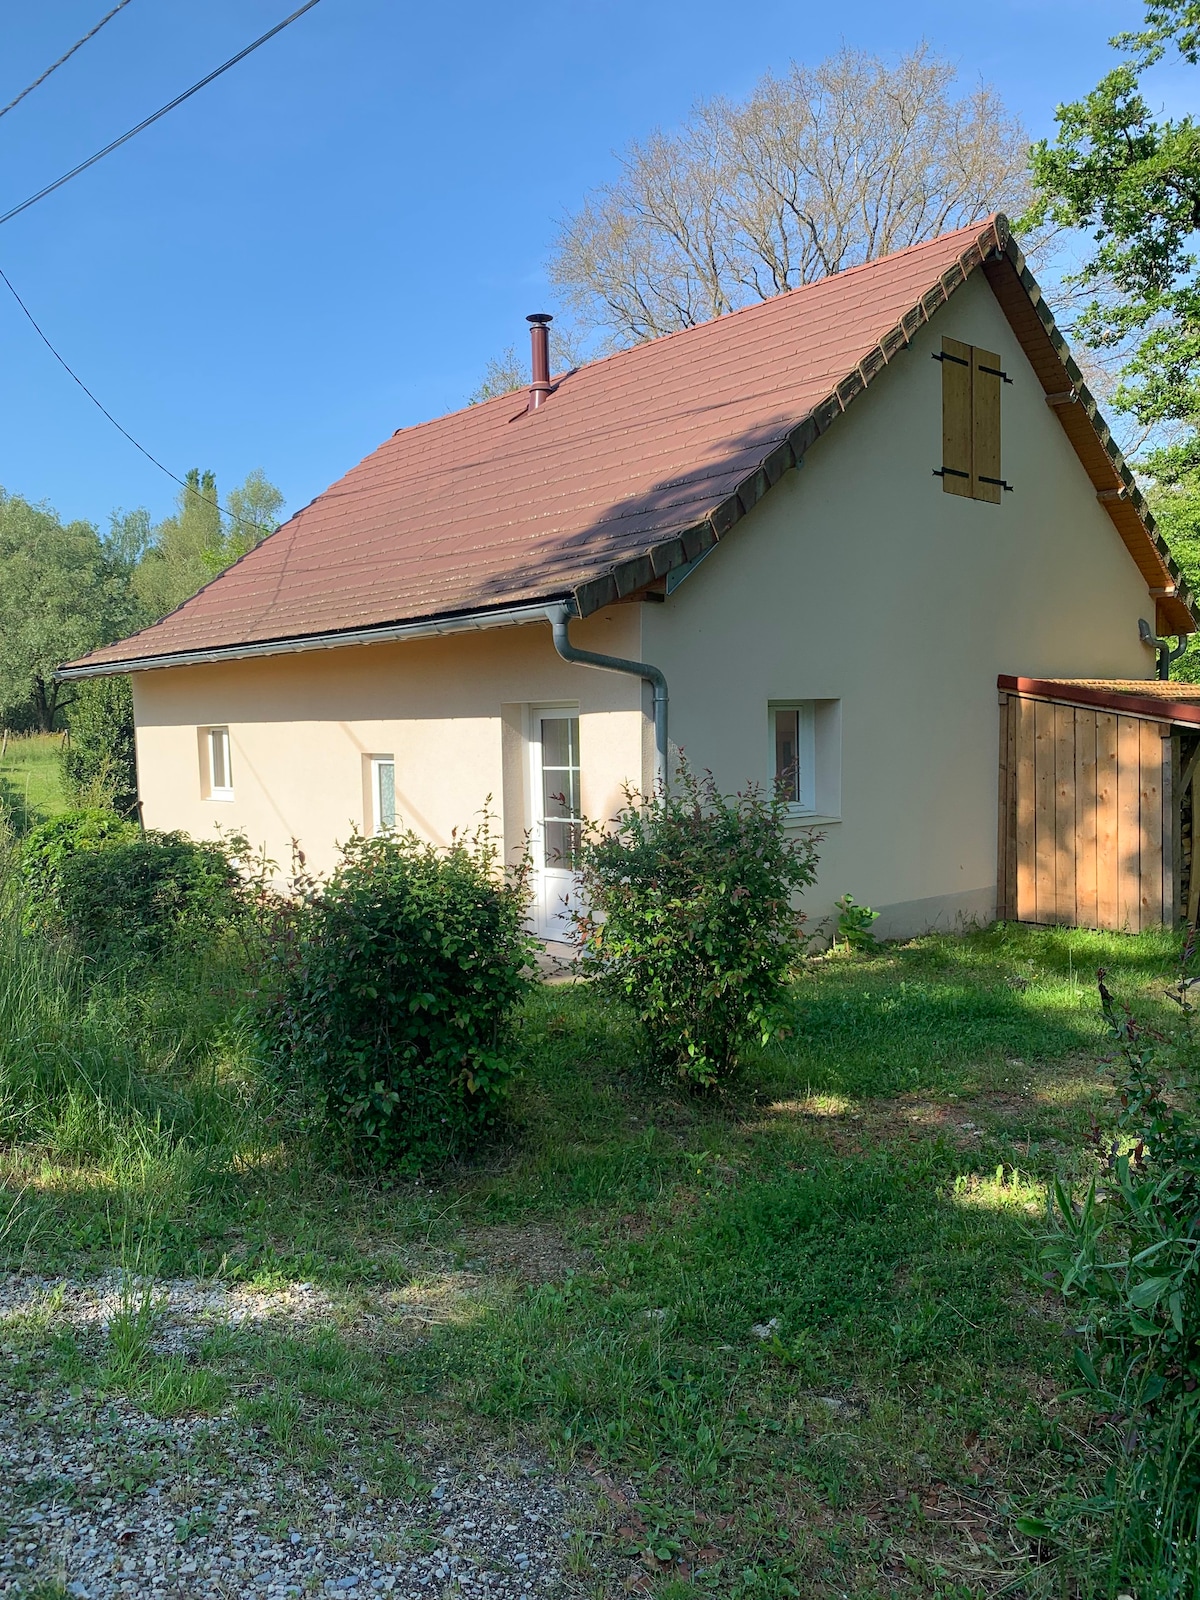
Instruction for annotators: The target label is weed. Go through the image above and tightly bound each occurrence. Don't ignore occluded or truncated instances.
[360,1442,428,1501]
[144,1359,228,1417]
[174,1509,215,1542]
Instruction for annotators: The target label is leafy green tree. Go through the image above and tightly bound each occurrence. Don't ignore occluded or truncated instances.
[1026,2,1200,482]
[62,675,138,816]
[130,469,222,619]
[131,468,284,619]
[215,469,284,568]
[0,489,139,732]
[104,506,154,574]
[1148,477,1200,678]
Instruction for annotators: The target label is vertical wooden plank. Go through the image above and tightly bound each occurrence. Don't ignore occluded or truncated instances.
[1054,703,1077,925]
[996,694,1010,921]
[1075,708,1098,930]
[972,345,1003,505]
[1117,715,1143,931]
[1139,719,1165,929]
[1006,694,1019,922]
[1107,710,1126,928]
[1015,695,1036,921]
[1164,732,1177,927]
[1034,699,1057,923]
[940,336,973,498]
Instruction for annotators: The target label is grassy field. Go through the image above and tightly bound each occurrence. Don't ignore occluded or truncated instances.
[0,731,69,831]
[0,914,1181,1596]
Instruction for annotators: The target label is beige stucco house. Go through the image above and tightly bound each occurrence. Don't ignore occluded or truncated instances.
[62,215,1197,940]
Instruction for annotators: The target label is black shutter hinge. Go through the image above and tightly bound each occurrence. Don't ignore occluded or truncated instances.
[933,467,970,480]
[931,351,970,368]
[977,363,1013,384]
[979,476,1015,491]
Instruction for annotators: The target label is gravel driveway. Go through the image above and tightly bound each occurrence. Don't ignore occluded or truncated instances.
[0,1274,608,1599]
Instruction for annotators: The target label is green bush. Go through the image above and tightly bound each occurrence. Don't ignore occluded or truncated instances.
[575,765,820,1087]
[1035,964,1200,1589]
[262,824,535,1170]
[19,808,139,914]
[62,675,138,816]
[20,810,244,962]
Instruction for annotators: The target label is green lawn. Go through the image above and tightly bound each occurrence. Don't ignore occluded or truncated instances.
[0,921,1183,1595]
[0,730,69,831]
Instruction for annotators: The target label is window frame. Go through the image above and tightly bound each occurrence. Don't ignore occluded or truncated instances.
[202,726,234,803]
[769,702,817,816]
[370,754,396,836]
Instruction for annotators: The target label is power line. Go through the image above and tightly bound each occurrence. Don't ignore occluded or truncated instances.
[0,1,325,536]
[0,264,269,538]
[0,1,137,123]
[0,0,325,231]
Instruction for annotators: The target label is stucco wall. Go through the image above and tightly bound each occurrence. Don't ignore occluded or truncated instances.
[131,607,645,879]
[642,270,1156,939]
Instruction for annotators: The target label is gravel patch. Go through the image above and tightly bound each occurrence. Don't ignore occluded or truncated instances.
[0,1274,606,1598]
[0,1275,344,1357]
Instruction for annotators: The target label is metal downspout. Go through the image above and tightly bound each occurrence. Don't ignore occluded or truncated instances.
[1139,617,1189,680]
[545,604,669,791]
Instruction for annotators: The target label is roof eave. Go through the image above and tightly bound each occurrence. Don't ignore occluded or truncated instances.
[57,597,574,680]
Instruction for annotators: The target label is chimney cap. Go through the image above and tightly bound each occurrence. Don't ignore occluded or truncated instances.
[526,312,553,326]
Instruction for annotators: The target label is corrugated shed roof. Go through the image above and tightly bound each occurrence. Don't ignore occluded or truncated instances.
[66,214,1196,674]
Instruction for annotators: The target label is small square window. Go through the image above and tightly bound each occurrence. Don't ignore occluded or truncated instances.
[201,727,234,801]
[371,756,396,835]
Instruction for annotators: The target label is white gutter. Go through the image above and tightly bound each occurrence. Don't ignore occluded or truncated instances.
[56,599,569,680]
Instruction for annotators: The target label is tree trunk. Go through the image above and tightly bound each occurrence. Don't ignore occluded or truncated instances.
[30,675,61,733]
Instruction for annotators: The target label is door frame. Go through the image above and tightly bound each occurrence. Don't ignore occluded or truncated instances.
[528,702,581,941]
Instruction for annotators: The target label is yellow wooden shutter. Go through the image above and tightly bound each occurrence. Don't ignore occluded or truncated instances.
[972,346,1003,504]
[940,337,973,498]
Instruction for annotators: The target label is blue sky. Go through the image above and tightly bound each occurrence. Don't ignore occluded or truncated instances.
[0,0,1178,531]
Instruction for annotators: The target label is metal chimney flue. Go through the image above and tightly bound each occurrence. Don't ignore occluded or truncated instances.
[527,313,552,410]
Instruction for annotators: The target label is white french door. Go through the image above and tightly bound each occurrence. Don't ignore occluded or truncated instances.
[531,707,582,940]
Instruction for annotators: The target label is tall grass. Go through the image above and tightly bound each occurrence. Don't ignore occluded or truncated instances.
[0,832,264,1211]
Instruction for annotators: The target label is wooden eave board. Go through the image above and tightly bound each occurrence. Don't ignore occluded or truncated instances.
[984,255,1195,637]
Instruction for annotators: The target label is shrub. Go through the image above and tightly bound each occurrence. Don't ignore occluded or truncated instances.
[1035,964,1200,1588]
[574,764,819,1087]
[62,675,138,816]
[834,892,879,950]
[262,823,535,1170]
[19,808,139,915]
[20,810,244,962]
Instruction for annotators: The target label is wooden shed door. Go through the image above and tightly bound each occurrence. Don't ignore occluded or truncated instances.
[997,691,1174,932]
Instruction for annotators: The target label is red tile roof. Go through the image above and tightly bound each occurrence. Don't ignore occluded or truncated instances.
[65,214,1195,674]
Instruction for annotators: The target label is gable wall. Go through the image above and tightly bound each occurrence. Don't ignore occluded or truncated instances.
[642,271,1157,937]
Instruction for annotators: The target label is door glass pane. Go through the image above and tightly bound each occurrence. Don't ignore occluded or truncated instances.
[543,818,581,868]
[774,709,799,803]
[540,716,580,867]
[540,715,574,770]
[375,760,395,832]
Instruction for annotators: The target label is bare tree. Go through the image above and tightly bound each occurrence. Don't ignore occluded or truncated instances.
[549,45,1032,344]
